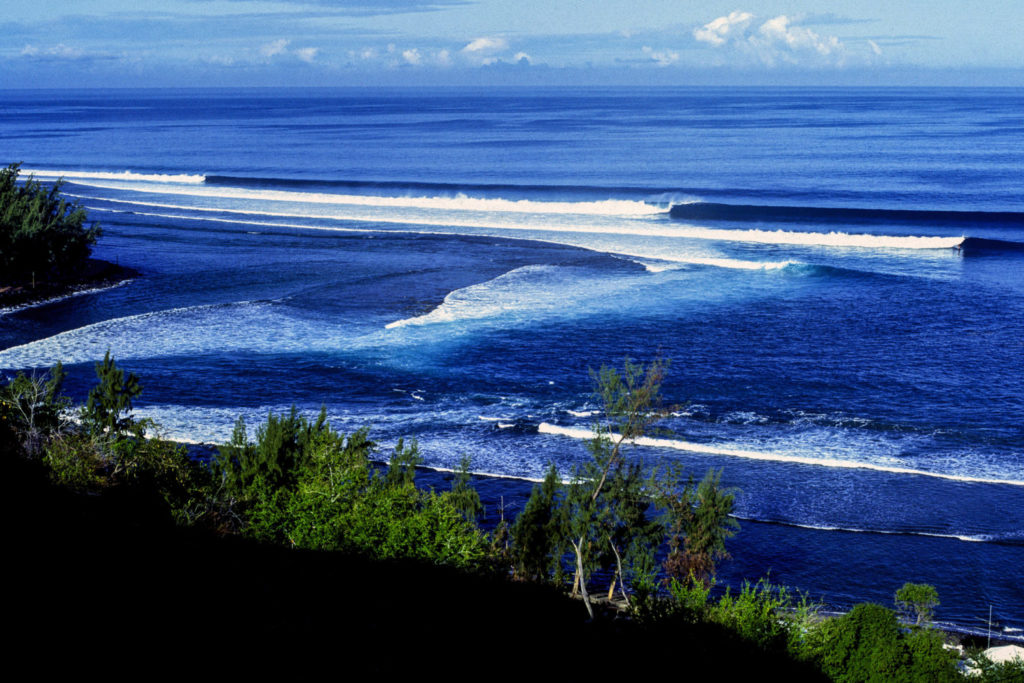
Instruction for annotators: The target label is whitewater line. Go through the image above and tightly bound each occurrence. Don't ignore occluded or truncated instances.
[0,279,132,318]
[76,194,964,250]
[63,180,665,216]
[731,516,1000,544]
[23,168,205,184]
[538,423,1024,487]
[86,205,798,273]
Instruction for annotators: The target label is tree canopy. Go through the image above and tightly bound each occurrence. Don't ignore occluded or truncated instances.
[0,163,100,285]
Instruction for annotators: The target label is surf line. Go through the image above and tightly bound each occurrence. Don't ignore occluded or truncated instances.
[538,423,1024,487]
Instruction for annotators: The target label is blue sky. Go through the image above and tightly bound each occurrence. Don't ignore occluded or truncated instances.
[3,0,1023,87]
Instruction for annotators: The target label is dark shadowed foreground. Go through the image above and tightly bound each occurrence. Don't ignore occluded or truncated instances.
[3,450,825,678]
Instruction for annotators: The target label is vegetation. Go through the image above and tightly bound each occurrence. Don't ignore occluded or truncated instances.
[0,163,100,286]
[2,354,1019,680]
[896,582,941,627]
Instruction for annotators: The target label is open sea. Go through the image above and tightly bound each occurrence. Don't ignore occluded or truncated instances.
[1,87,1022,637]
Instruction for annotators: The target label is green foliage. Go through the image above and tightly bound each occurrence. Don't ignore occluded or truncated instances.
[808,602,959,683]
[82,350,142,440]
[449,454,484,523]
[511,463,566,582]
[687,468,740,581]
[0,163,100,284]
[970,654,1024,682]
[653,465,739,586]
[895,582,940,627]
[811,603,910,682]
[563,359,670,616]
[216,407,492,568]
[0,362,68,457]
[709,578,795,651]
[667,573,714,621]
[216,406,346,495]
[384,436,421,488]
[42,432,104,491]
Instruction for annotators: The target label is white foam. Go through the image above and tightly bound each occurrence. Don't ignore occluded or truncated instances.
[0,279,131,318]
[23,168,205,184]
[672,225,964,250]
[385,265,565,329]
[66,180,664,216]
[537,423,1024,487]
[81,191,962,263]
[0,300,314,368]
[734,516,995,544]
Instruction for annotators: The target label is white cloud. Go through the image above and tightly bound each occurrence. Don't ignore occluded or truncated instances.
[868,39,883,56]
[258,39,319,64]
[402,48,422,65]
[461,37,508,54]
[295,47,318,63]
[259,39,290,59]
[694,11,754,47]
[20,44,86,59]
[512,51,532,64]
[694,11,852,66]
[758,15,839,56]
[642,46,679,66]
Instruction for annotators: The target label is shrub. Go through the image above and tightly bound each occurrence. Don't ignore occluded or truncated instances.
[809,602,960,682]
[42,432,104,492]
[1,362,68,458]
[709,578,794,651]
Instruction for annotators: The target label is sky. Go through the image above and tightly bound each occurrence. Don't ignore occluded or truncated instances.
[3,0,1024,88]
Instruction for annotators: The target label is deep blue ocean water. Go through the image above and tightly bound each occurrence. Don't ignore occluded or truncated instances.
[1,87,1021,637]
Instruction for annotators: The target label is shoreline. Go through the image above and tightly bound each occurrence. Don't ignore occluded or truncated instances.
[0,258,139,313]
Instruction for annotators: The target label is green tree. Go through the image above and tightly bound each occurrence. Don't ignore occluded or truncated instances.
[651,465,739,587]
[384,437,421,488]
[565,358,668,619]
[895,582,940,627]
[82,350,142,439]
[0,163,100,284]
[449,454,484,523]
[510,463,566,583]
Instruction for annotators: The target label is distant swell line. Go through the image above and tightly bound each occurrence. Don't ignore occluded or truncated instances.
[23,168,205,184]
[537,424,1024,487]
[671,202,1024,227]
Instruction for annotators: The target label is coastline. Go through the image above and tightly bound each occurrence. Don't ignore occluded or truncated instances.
[0,258,138,313]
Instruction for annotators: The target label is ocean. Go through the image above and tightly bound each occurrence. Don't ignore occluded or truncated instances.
[1,87,1021,637]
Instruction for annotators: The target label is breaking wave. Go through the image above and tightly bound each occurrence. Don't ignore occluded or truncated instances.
[537,423,1024,487]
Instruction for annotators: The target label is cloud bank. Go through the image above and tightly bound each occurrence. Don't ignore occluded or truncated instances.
[694,11,853,66]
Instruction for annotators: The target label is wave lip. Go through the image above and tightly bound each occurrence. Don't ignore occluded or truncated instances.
[670,202,1024,227]
[959,236,1024,255]
[22,168,205,184]
[537,423,1024,487]
[662,226,964,250]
